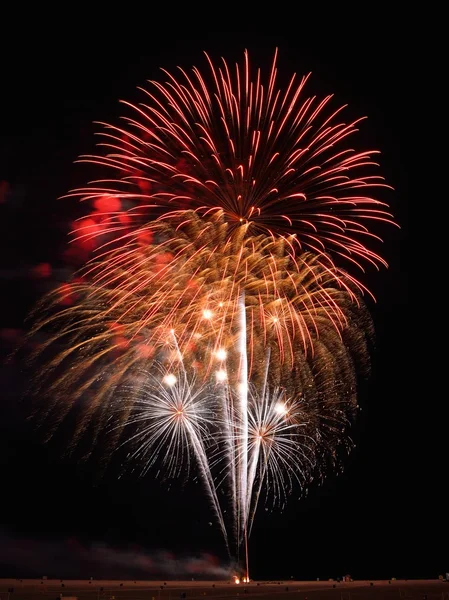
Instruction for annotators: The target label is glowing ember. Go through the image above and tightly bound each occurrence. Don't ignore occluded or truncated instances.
[275,402,288,416]
[215,369,228,382]
[215,348,227,361]
[163,373,177,387]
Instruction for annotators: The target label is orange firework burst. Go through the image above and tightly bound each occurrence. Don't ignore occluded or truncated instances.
[29,211,371,438]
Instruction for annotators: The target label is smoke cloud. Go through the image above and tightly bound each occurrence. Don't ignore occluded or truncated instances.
[0,531,231,579]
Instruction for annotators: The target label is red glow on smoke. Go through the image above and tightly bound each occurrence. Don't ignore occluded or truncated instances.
[0,180,9,204]
[0,328,22,342]
[94,196,122,213]
[31,262,52,279]
[64,217,104,264]
[113,336,129,350]
[137,179,152,193]
[137,343,155,358]
[154,252,172,271]
[71,218,99,252]
[58,283,76,306]
[63,245,85,266]
[118,213,131,227]
[109,322,125,335]
[138,230,153,246]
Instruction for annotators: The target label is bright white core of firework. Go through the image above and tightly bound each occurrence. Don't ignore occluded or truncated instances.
[163,373,177,387]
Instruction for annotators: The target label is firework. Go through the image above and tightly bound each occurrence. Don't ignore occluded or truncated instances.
[26,51,395,577]
[29,211,372,559]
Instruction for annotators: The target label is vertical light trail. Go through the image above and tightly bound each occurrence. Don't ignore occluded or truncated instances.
[238,292,249,577]
[246,436,261,522]
[246,349,270,523]
[221,383,238,543]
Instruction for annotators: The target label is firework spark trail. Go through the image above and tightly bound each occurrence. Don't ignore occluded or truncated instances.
[237,293,248,554]
[218,375,238,546]
[116,369,229,551]
[23,51,396,577]
[245,348,271,529]
[185,419,229,552]
[173,335,230,551]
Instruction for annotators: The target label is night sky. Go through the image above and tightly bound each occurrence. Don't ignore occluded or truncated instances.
[0,25,435,581]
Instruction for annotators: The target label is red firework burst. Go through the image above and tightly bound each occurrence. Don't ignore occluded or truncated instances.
[65,49,396,282]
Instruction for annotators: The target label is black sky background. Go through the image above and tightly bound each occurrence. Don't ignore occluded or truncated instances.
[0,23,435,580]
